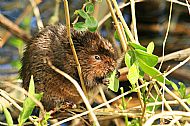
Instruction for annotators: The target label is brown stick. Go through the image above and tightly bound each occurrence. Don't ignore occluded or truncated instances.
[158,48,190,62]
[0,14,31,46]
[0,5,32,47]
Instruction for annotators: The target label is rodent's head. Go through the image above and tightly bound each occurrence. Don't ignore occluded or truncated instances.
[72,31,117,88]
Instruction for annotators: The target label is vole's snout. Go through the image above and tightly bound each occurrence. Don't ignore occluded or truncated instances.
[115,69,120,79]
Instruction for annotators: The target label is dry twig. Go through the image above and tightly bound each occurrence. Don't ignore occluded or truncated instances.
[0,14,31,44]
[159,1,173,70]
[29,0,44,29]
[0,5,32,47]
[106,0,127,51]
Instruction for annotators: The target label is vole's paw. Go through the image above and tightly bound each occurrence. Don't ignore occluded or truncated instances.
[54,100,77,112]
[102,78,110,85]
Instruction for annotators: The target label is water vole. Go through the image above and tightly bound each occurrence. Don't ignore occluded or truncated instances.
[20,24,117,111]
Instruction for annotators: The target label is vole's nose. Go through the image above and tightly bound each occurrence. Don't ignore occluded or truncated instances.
[115,69,120,78]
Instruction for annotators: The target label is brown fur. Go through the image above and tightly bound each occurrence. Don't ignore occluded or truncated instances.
[20,24,116,111]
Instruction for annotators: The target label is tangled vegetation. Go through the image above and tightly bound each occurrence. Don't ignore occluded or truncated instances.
[0,0,190,126]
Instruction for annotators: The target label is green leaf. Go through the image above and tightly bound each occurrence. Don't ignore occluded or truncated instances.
[73,22,87,31]
[120,87,127,109]
[85,16,98,32]
[108,70,119,92]
[75,10,89,19]
[11,60,22,69]
[3,106,13,126]
[86,3,94,14]
[139,67,144,78]
[22,15,31,26]
[185,93,190,99]
[18,76,43,125]
[28,75,35,95]
[114,30,120,41]
[178,82,186,98]
[129,118,140,126]
[135,49,158,67]
[138,59,177,90]
[127,50,137,65]
[147,42,154,54]
[127,62,139,89]
[128,42,146,51]
[9,37,24,49]
[18,93,43,125]
[187,98,190,105]
[125,52,131,68]
[21,15,32,30]
[41,112,51,125]
[114,29,129,42]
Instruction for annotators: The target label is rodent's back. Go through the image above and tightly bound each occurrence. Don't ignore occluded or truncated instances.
[20,24,116,110]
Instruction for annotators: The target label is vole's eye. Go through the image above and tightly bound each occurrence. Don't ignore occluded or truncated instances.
[94,55,101,60]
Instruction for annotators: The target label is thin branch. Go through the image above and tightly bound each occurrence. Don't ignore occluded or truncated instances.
[1,82,45,115]
[158,48,190,63]
[185,0,190,14]
[157,81,190,112]
[106,0,127,51]
[0,5,32,47]
[0,14,31,45]
[168,0,190,7]
[165,56,190,77]
[119,22,128,51]
[0,89,22,111]
[98,0,143,27]
[130,0,139,43]
[159,0,173,70]
[0,121,8,126]
[136,81,144,114]
[153,83,181,126]
[111,0,137,44]
[169,116,182,126]
[134,99,189,109]
[98,87,120,126]
[0,88,38,126]
[29,0,44,29]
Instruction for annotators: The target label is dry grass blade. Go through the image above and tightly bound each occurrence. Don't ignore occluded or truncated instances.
[159,0,173,70]
[29,0,44,29]
[106,0,127,51]
[185,0,190,14]
[130,0,139,43]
